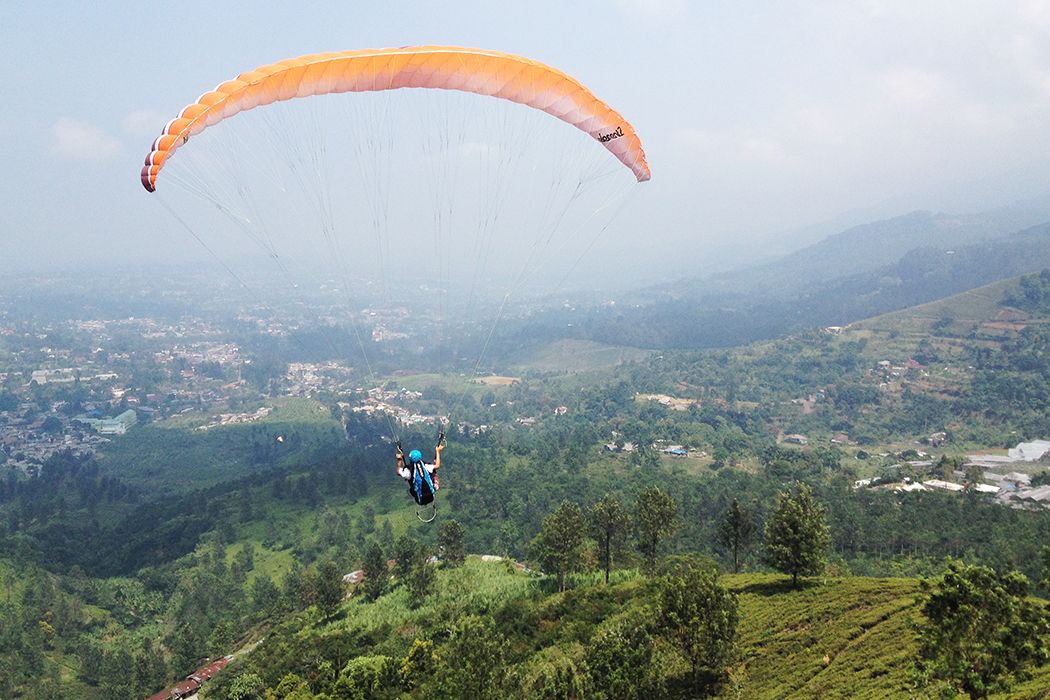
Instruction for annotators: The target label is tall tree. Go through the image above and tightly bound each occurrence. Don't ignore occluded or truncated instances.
[281,561,305,611]
[393,534,419,583]
[362,541,388,601]
[314,559,344,620]
[531,501,586,592]
[438,519,466,567]
[588,495,630,584]
[406,551,436,609]
[718,499,755,573]
[635,487,678,574]
[656,556,739,696]
[763,483,830,587]
[250,575,281,618]
[916,560,1050,699]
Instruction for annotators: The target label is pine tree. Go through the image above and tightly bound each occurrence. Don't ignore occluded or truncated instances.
[393,534,418,582]
[763,483,830,587]
[588,495,630,583]
[718,499,755,573]
[315,559,344,620]
[532,501,586,592]
[657,556,739,695]
[635,487,678,574]
[362,541,388,601]
[438,519,466,567]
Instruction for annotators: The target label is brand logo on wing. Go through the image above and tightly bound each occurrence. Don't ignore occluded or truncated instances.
[597,126,624,143]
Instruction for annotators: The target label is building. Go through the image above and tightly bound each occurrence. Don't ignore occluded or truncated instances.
[73,409,138,435]
[923,479,964,492]
[1003,472,1033,489]
[1008,440,1050,462]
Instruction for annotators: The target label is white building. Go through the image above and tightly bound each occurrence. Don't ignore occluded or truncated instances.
[1007,440,1050,462]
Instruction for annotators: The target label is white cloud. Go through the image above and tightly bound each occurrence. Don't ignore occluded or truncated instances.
[122,110,167,138]
[49,117,121,160]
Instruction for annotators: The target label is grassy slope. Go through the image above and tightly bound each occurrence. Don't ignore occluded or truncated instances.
[727,573,1050,699]
[267,559,1049,699]
[727,574,922,698]
[510,338,653,373]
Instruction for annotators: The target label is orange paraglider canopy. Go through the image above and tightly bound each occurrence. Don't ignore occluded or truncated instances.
[141,46,650,191]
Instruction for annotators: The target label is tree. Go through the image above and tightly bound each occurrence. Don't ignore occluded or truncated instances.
[333,655,397,699]
[362,541,388,601]
[406,551,436,609]
[40,416,63,434]
[281,562,305,611]
[399,639,438,692]
[634,487,678,574]
[78,642,103,685]
[916,560,1050,699]
[763,483,830,587]
[531,501,586,592]
[250,575,281,618]
[100,648,135,699]
[393,534,418,582]
[434,615,508,699]
[588,495,630,584]
[314,559,344,620]
[586,613,658,700]
[718,499,755,573]
[226,671,265,700]
[656,556,739,696]
[438,519,466,566]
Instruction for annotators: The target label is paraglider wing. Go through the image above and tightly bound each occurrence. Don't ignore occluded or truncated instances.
[141,46,650,191]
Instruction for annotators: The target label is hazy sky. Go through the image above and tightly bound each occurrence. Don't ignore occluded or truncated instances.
[4,1,1050,279]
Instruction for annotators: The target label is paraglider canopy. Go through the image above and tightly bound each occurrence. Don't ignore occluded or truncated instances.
[142,45,650,192]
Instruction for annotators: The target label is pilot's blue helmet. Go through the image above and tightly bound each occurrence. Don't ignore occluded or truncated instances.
[408,449,423,463]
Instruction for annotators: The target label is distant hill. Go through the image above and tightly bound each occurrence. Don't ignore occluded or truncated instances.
[532,216,1050,351]
[677,208,1050,301]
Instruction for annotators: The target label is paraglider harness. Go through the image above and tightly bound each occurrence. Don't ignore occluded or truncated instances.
[409,458,436,506]
[398,433,444,522]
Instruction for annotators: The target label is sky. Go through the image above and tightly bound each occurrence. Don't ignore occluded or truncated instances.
[4,1,1050,281]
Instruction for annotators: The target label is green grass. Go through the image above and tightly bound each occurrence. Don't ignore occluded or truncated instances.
[510,338,653,373]
[331,556,535,637]
[724,574,922,699]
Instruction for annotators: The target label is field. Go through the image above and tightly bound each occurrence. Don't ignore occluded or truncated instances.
[510,338,653,373]
[848,275,1030,364]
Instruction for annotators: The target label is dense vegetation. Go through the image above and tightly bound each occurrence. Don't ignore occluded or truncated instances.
[3,271,1050,697]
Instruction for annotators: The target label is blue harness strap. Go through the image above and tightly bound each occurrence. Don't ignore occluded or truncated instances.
[412,462,436,505]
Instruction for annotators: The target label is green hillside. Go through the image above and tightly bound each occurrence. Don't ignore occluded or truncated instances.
[197,560,1050,699]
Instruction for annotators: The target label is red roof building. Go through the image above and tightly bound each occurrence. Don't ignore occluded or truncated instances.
[172,678,201,698]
